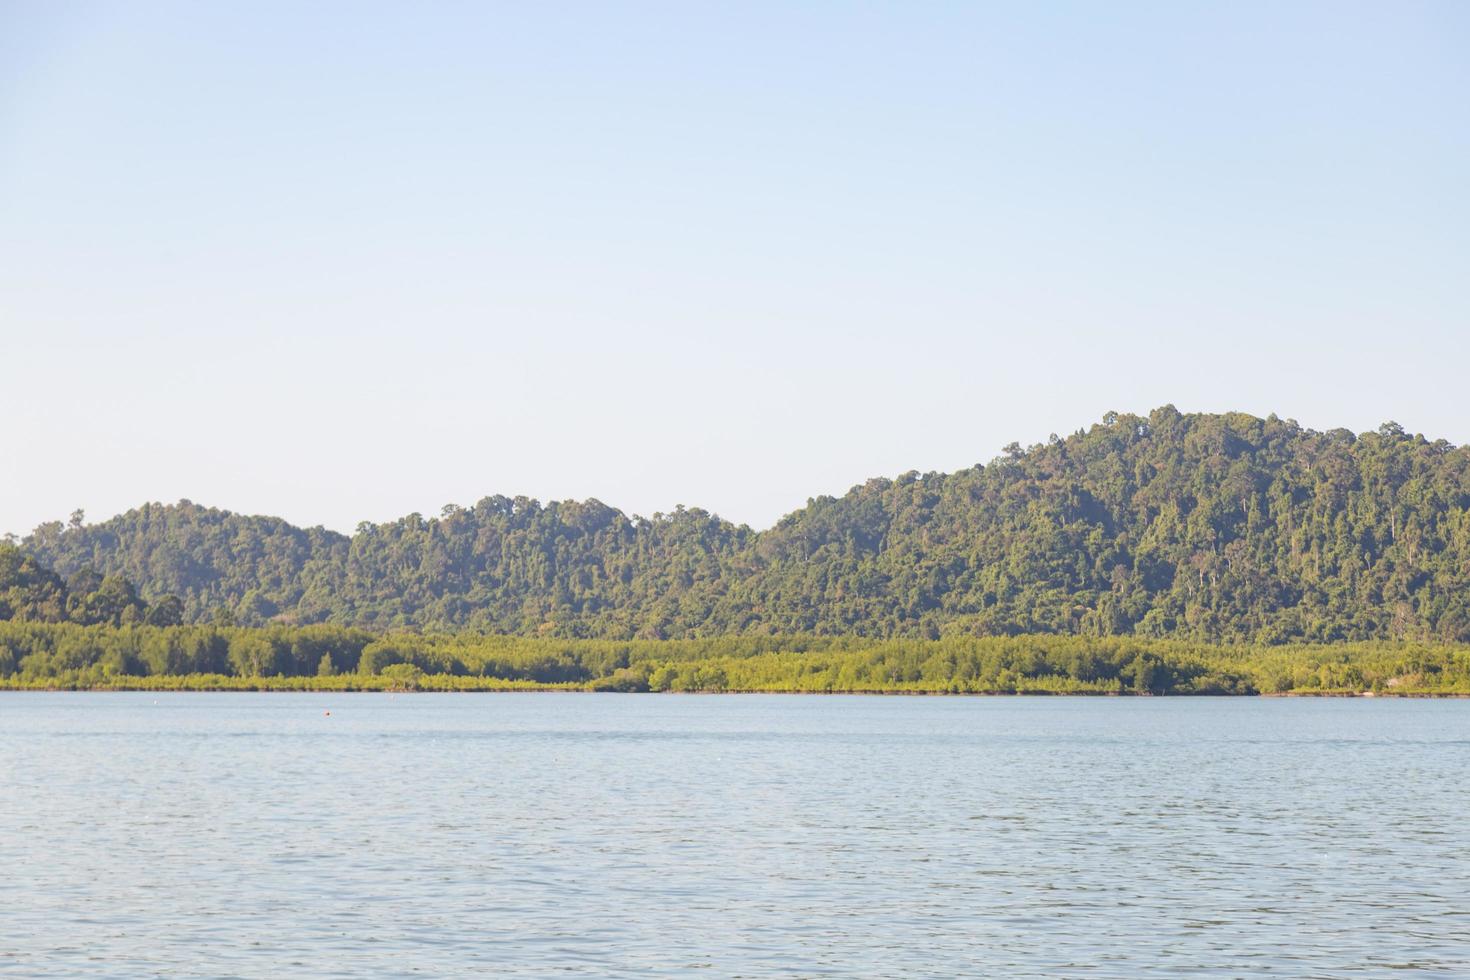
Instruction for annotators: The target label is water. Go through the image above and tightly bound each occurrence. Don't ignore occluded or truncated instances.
[1,694,1467,977]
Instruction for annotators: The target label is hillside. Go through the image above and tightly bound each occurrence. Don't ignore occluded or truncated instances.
[19,407,1470,643]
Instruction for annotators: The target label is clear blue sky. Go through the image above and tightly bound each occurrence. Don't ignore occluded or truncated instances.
[2,1,1466,535]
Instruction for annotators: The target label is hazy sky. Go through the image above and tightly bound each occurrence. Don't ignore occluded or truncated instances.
[2,1,1466,536]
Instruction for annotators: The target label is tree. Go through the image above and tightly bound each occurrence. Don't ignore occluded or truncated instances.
[145,595,185,627]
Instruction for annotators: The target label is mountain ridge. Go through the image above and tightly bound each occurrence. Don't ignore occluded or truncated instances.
[18,406,1470,643]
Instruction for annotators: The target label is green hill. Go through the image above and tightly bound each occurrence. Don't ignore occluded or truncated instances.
[18,407,1470,643]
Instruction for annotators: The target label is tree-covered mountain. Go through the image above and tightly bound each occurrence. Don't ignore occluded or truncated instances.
[18,407,1470,643]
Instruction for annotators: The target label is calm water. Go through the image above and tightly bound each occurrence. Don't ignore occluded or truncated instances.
[1,694,1467,977]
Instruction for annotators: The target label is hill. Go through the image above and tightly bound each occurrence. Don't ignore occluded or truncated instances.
[18,406,1470,643]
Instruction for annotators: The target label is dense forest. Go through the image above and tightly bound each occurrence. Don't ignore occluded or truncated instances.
[3,621,1468,695]
[0,544,183,628]
[13,407,1470,644]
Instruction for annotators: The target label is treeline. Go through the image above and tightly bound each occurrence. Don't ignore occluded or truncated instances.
[16,407,1470,644]
[3,621,1469,695]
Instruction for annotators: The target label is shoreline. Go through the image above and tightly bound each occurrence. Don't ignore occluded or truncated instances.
[7,624,1469,697]
[3,685,1468,698]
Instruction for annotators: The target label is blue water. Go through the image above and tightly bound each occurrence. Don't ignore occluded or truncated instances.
[1,693,1467,977]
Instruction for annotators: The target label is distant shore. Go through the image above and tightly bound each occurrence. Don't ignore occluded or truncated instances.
[4,680,1468,698]
[5,622,1469,697]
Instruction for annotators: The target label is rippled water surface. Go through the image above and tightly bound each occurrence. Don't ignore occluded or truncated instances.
[2,694,1468,977]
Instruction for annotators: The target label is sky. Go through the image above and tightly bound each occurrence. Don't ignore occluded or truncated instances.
[2,1,1466,536]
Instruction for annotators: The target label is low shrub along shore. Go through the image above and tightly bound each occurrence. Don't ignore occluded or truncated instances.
[3,622,1468,695]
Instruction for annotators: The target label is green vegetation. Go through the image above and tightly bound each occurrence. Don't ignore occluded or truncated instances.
[6,407,1470,693]
[2,621,1468,695]
[0,544,181,627]
[16,408,1470,644]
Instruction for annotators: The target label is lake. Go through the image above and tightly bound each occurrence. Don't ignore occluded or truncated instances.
[1,694,1467,977]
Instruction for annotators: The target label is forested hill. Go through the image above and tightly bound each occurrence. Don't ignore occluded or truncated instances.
[17,407,1470,643]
